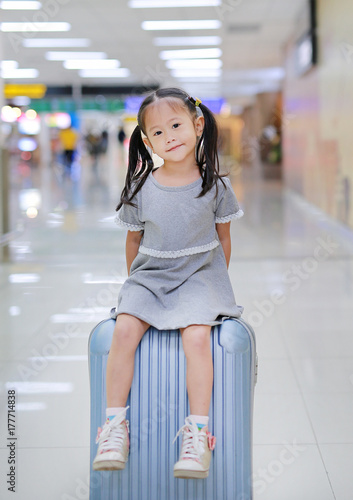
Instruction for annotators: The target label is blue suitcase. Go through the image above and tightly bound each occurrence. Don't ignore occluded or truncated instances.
[89,309,257,500]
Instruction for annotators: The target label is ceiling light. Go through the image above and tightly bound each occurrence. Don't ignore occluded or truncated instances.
[183,83,221,92]
[0,60,18,70]
[23,38,91,47]
[160,48,222,59]
[0,1,41,9]
[1,69,39,78]
[64,59,120,69]
[225,67,285,81]
[153,36,221,46]
[0,22,71,32]
[171,68,222,78]
[166,58,222,69]
[46,51,106,60]
[78,69,131,78]
[130,0,220,7]
[176,77,221,83]
[142,20,221,31]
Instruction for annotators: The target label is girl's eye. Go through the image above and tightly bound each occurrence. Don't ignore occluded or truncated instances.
[153,131,162,136]
[172,123,180,129]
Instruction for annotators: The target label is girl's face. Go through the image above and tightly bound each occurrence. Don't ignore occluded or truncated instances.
[143,99,204,168]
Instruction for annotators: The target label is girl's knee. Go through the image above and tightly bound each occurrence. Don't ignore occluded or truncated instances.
[113,315,148,348]
[182,326,211,354]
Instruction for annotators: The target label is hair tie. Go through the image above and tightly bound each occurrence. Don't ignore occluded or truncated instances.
[189,96,202,107]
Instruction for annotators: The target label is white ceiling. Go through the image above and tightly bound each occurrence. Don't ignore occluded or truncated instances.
[1,0,307,102]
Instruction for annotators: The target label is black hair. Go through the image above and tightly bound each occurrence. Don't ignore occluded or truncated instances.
[116,87,226,210]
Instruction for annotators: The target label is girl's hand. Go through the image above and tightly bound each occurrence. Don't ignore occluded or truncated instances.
[216,222,231,268]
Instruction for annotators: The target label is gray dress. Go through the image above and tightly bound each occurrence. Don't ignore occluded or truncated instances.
[115,170,244,330]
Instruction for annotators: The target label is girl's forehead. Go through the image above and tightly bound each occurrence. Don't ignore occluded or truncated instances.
[144,99,190,124]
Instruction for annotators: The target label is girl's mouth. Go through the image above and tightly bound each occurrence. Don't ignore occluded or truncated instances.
[167,144,182,152]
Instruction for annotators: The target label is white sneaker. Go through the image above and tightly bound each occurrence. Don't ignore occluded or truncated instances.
[92,407,130,471]
[173,416,216,479]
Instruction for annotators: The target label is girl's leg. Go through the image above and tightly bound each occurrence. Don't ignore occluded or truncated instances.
[94,313,150,471]
[106,313,150,408]
[174,324,214,479]
[180,324,213,415]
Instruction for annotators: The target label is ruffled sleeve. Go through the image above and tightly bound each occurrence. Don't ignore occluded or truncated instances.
[115,192,144,232]
[215,177,244,224]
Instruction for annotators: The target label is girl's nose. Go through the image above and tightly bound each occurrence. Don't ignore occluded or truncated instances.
[165,134,175,144]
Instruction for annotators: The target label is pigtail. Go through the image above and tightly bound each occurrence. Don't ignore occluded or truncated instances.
[116,125,154,210]
[195,102,226,197]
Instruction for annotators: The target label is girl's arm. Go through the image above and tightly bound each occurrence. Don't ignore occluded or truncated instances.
[216,222,231,268]
[126,230,143,275]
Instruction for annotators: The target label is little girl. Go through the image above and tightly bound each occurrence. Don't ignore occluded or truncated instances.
[93,87,244,479]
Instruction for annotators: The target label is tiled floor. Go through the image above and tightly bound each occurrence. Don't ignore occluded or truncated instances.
[1,145,352,500]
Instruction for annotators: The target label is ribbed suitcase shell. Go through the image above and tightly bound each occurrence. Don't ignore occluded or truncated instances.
[89,316,257,500]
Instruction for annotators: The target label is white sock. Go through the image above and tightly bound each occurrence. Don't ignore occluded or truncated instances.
[189,414,209,430]
[106,407,127,421]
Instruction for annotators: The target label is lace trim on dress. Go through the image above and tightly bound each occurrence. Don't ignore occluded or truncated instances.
[115,215,144,232]
[215,209,244,224]
[139,239,220,259]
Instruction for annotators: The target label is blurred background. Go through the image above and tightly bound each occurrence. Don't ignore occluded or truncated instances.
[1,1,353,499]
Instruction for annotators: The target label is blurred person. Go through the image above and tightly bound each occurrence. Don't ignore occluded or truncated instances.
[92,88,244,480]
[117,126,126,146]
[100,130,109,155]
[85,130,105,174]
[49,128,61,167]
[259,125,281,163]
[117,126,127,165]
[59,125,79,174]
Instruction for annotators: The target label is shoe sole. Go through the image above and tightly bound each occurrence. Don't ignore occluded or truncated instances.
[174,469,209,479]
[93,460,126,471]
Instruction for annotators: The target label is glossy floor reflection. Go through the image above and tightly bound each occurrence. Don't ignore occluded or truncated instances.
[1,148,352,500]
